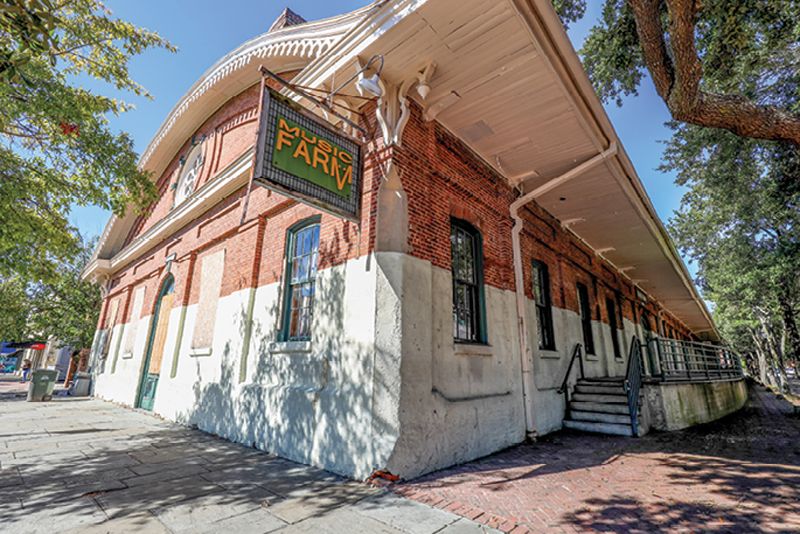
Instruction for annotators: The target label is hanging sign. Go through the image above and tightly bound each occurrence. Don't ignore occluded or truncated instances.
[253,88,362,222]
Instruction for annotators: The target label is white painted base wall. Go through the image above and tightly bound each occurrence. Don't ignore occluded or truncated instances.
[90,252,641,479]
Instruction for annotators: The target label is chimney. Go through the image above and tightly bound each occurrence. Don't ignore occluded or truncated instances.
[268,7,307,32]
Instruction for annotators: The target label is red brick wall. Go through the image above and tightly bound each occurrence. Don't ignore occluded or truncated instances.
[100,87,695,342]
[395,102,696,340]
[102,82,382,320]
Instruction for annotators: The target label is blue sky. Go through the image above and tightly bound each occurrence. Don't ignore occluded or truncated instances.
[72,1,687,269]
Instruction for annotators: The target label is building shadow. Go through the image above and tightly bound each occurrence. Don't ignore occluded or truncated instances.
[401,383,800,532]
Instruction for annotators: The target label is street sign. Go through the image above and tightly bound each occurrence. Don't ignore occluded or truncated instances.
[253,88,362,222]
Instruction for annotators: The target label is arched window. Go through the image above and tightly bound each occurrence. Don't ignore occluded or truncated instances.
[281,218,320,341]
[450,218,486,343]
[174,142,204,206]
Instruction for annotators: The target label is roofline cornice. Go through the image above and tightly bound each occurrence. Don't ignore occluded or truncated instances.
[512,0,717,338]
[139,3,378,171]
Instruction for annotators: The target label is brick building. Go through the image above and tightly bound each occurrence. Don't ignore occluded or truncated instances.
[83,1,745,480]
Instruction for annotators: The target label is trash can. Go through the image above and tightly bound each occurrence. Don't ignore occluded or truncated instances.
[27,369,58,402]
[69,372,91,397]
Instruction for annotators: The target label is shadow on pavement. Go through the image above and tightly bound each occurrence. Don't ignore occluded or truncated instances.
[401,383,800,533]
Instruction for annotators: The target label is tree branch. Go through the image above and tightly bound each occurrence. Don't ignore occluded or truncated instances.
[627,0,674,101]
[628,0,800,145]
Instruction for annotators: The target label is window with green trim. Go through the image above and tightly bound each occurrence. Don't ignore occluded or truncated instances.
[281,220,320,341]
[532,260,555,350]
[450,218,486,343]
[577,282,595,355]
[606,297,622,359]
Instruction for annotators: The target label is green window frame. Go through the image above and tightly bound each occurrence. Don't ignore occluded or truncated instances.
[532,260,556,350]
[450,218,487,344]
[606,297,622,359]
[576,282,595,355]
[280,217,320,342]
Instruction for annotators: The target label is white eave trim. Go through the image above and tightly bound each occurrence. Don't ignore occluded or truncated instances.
[139,3,377,171]
[83,150,252,281]
[88,4,379,269]
[514,0,718,339]
[291,0,429,90]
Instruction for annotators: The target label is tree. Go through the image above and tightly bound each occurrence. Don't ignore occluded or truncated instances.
[554,1,800,146]
[663,124,800,388]
[0,275,29,341]
[0,235,100,348]
[1,0,172,280]
[27,234,101,348]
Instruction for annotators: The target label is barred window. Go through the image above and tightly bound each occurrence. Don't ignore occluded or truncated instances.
[532,260,555,350]
[281,220,320,341]
[450,219,486,343]
[606,297,622,359]
[577,283,595,355]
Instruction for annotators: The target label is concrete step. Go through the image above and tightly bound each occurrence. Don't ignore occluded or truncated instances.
[577,377,625,384]
[563,419,634,436]
[569,401,631,415]
[574,384,625,395]
[569,410,632,425]
[571,392,628,404]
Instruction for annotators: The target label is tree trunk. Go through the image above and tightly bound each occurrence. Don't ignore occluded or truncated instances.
[777,286,800,364]
[751,329,769,385]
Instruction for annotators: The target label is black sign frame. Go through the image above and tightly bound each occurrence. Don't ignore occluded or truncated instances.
[253,88,363,223]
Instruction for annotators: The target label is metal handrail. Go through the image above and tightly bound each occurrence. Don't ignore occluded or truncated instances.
[651,337,743,382]
[624,336,642,436]
[557,344,584,413]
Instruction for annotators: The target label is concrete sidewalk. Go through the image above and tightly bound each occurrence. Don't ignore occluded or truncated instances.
[0,395,498,534]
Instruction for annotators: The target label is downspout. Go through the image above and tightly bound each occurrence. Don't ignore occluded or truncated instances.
[510,142,617,437]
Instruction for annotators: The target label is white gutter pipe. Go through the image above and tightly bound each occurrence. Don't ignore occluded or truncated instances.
[510,142,617,437]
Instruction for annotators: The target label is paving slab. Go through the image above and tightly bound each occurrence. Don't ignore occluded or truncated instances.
[193,507,287,533]
[275,507,406,533]
[62,512,172,534]
[0,387,491,533]
[151,486,282,531]
[351,492,464,534]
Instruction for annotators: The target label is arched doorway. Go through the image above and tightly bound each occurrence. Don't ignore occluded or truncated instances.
[136,275,175,410]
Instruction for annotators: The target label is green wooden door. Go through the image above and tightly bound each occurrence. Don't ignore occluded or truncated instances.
[139,373,159,411]
[136,277,174,410]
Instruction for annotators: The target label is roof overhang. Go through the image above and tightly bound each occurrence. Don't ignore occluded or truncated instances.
[292,0,717,338]
[84,4,376,276]
[86,0,716,339]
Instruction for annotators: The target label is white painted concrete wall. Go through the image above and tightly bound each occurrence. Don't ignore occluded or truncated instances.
[91,251,641,479]
[92,255,391,480]
[380,253,526,478]
[644,379,747,431]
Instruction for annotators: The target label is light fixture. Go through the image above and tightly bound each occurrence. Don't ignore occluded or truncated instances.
[415,62,436,100]
[357,72,383,97]
[326,54,384,107]
[416,82,430,99]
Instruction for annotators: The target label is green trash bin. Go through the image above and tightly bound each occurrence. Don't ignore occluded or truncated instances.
[27,369,58,402]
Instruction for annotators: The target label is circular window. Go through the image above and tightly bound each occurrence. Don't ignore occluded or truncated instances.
[175,143,204,206]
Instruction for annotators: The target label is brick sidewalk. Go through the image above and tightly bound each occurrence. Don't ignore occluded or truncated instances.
[396,383,800,533]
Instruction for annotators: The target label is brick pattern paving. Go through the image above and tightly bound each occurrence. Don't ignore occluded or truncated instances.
[397,383,800,533]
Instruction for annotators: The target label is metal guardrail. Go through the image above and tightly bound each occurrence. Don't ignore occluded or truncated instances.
[557,343,584,416]
[624,336,642,436]
[649,337,744,382]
